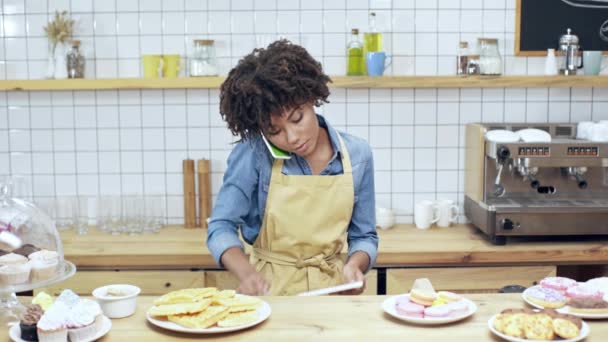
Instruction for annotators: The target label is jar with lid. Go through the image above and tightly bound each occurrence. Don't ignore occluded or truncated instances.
[66,40,85,78]
[456,41,469,75]
[189,39,218,76]
[466,55,480,75]
[477,38,502,75]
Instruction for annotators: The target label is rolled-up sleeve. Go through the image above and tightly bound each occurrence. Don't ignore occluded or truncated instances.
[347,144,378,272]
[206,143,259,266]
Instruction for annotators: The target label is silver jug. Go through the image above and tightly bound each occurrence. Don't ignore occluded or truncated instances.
[557,28,583,75]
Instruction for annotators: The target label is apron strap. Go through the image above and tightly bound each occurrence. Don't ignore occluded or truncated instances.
[253,248,337,276]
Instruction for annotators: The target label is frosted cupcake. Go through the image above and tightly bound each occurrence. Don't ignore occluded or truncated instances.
[37,301,69,342]
[66,302,97,342]
[0,252,28,266]
[19,304,44,342]
[28,250,59,263]
[0,262,32,285]
[81,298,104,331]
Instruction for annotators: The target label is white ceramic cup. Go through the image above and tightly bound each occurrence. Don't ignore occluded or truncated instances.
[436,199,459,227]
[414,200,438,230]
[577,121,594,140]
[375,206,395,230]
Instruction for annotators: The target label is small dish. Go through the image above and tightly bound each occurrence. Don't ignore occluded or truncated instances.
[92,284,140,318]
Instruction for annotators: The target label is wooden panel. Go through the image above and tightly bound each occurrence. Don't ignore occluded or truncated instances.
[34,270,205,296]
[386,266,556,294]
[464,123,486,202]
[203,270,378,295]
[3,76,608,91]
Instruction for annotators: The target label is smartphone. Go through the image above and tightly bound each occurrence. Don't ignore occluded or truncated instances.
[261,133,291,159]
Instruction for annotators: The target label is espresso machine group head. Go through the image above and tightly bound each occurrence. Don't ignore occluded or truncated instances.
[464,123,608,245]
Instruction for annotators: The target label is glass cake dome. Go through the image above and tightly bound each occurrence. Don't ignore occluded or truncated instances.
[0,177,76,326]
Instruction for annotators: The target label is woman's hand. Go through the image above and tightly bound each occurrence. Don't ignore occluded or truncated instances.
[237,271,270,296]
[340,261,366,295]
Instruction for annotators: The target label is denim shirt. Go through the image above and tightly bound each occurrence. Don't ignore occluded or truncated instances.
[207,115,378,271]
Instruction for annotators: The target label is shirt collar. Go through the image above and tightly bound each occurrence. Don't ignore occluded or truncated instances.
[317,114,342,160]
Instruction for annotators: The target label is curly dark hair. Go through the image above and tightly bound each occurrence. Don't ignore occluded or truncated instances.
[219,39,332,141]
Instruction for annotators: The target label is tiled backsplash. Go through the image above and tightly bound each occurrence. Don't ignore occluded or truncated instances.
[1,0,608,224]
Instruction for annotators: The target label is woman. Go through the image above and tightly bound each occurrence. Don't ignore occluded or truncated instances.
[207,40,378,296]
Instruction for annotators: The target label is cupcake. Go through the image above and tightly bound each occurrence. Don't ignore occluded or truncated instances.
[0,252,28,266]
[80,298,104,331]
[32,292,54,311]
[37,301,68,342]
[13,244,41,258]
[29,258,58,282]
[28,250,59,263]
[20,304,44,342]
[56,289,80,308]
[0,262,32,285]
[66,302,97,342]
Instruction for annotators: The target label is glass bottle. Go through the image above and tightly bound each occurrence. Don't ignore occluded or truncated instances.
[456,41,469,76]
[477,38,502,75]
[467,55,480,75]
[189,39,218,77]
[66,40,85,79]
[364,12,382,53]
[346,29,364,76]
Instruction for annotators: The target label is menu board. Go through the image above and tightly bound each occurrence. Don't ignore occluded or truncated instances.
[516,0,608,55]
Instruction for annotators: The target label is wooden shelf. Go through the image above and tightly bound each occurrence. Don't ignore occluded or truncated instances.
[1,76,607,91]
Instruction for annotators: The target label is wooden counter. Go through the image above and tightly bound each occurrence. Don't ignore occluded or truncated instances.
[61,224,608,269]
[3,294,607,341]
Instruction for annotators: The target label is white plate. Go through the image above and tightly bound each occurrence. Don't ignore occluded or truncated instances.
[522,285,608,319]
[488,314,589,342]
[485,130,521,143]
[146,299,271,334]
[9,315,112,342]
[381,294,477,325]
[516,128,552,143]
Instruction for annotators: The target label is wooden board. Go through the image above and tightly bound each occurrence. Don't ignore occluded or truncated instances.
[516,0,608,56]
[386,266,556,294]
[34,270,206,296]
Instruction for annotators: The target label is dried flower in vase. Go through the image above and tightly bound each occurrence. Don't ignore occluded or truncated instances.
[43,11,75,53]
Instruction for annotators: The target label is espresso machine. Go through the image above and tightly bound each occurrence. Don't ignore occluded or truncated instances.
[464,123,608,245]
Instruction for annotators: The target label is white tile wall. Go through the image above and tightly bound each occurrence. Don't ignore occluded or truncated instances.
[1,0,608,224]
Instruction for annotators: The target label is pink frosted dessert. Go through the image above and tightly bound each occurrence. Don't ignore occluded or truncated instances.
[566,283,604,299]
[445,300,469,316]
[424,305,450,318]
[540,277,577,292]
[396,298,425,318]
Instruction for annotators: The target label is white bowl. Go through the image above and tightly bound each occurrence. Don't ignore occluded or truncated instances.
[92,284,140,318]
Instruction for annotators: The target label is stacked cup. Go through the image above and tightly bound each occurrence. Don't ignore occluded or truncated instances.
[414,199,459,229]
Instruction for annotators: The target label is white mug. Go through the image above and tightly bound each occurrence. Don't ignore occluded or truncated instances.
[436,199,459,227]
[414,200,438,230]
[375,206,395,230]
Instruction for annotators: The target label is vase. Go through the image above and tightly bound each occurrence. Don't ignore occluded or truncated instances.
[45,47,55,79]
[54,43,68,79]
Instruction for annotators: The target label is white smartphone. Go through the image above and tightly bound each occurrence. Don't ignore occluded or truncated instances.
[261,133,291,159]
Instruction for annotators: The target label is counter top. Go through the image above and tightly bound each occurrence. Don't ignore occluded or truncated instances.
[61,224,608,269]
[3,294,607,341]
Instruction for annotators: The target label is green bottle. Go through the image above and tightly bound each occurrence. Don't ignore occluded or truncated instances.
[347,28,364,76]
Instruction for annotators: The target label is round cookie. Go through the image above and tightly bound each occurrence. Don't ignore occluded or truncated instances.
[525,286,567,309]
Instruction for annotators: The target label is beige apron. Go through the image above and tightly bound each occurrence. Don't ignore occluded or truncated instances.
[251,134,355,295]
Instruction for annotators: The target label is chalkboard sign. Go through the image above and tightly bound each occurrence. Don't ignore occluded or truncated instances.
[516,0,608,56]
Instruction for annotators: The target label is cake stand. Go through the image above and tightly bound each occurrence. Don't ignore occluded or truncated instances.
[0,260,76,327]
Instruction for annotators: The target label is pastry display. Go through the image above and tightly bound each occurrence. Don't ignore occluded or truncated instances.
[148,287,264,329]
[492,308,582,340]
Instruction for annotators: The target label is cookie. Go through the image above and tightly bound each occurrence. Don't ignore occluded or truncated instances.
[168,305,230,329]
[217,310,259,328]
[552,315,581,339]
[148,300,212,316]
[154,288,218,305]
[523,313,554,341]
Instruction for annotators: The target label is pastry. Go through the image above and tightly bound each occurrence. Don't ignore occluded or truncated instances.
[525,286,567,308]
[20,304,43,342]
[30,258,58,282]
[566,283,604,300]
[409,289,437,306]
[149,300,212,316]
[567,297,608,314]
[540,277,577,292]
[437,291,461,303]
[168,305,230,329]
[154,287,218,305]
[37,301,69,342]
[445,300,469,316]
[12,244,40,257]
[424,305,450,318]
[552,313,582,339]
[215,296,262,313]
[523,312,554,340]
[0,252,28,266]
[218,310,259,328]
[395,299,424,318]
[32,292,54,311]
[0,262,31,285]
[65,302,97,342]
